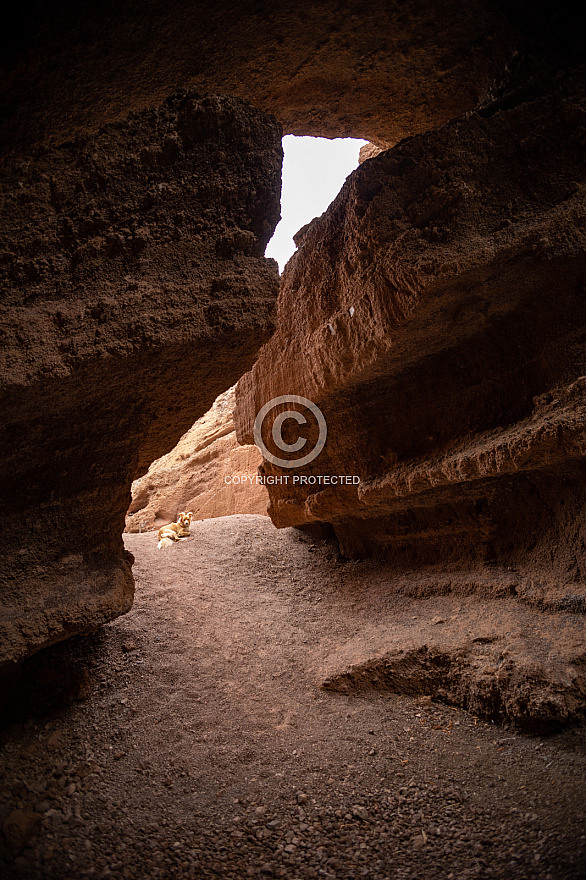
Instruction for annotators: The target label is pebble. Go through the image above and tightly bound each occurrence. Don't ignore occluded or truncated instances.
[34,801,51,813]
[46,731,63,752]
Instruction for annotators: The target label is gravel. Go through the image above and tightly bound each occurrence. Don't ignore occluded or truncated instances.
[1,517,585,879]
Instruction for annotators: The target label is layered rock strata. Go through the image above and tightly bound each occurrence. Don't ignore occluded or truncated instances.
[125,386,267,533]
[0,93,282,665]
[235,68,586,602]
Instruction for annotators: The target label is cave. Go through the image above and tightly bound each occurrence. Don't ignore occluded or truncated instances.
[0,1,585,877]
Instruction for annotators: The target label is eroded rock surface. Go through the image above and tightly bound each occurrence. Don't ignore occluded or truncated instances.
[0,93,282,665]
[358,143,383,164]
[1,0,532,154]
[323,644,586,733]
[235,68,586,605]
[125,386,267,533]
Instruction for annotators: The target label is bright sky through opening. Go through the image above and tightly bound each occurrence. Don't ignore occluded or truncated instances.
[266,135,368,273]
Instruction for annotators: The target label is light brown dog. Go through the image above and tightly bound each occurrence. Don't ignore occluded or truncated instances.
[157,511,193,549]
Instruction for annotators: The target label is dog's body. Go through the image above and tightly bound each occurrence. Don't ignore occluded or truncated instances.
[157,512,193,549]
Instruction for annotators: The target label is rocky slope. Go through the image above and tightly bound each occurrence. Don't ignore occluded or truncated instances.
[235,66,586,606]
[125,387,267,533]
[0,93,282,665]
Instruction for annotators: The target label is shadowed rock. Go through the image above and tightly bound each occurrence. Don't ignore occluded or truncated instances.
[0,92,282,665]
[0,0,526,155]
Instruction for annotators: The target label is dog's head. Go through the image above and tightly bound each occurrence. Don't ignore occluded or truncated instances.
[178,511,193,527]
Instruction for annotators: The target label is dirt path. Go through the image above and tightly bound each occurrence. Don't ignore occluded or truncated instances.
[1,515,585,879]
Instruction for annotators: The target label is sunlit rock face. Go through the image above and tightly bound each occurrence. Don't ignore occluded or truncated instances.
[0,93,282,665]
[125,386,268,534]
[235,66,586,601]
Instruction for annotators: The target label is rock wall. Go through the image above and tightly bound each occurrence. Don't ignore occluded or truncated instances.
[1,0,534,155]
[125,386,267,533]
[235,66,586,603]
[0,93,282,665]
[1,0,584,678]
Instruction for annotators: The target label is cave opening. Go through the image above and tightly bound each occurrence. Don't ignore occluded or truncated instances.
[266,135,368,273]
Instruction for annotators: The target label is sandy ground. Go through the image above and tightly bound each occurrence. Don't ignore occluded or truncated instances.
[0,514,585,879]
